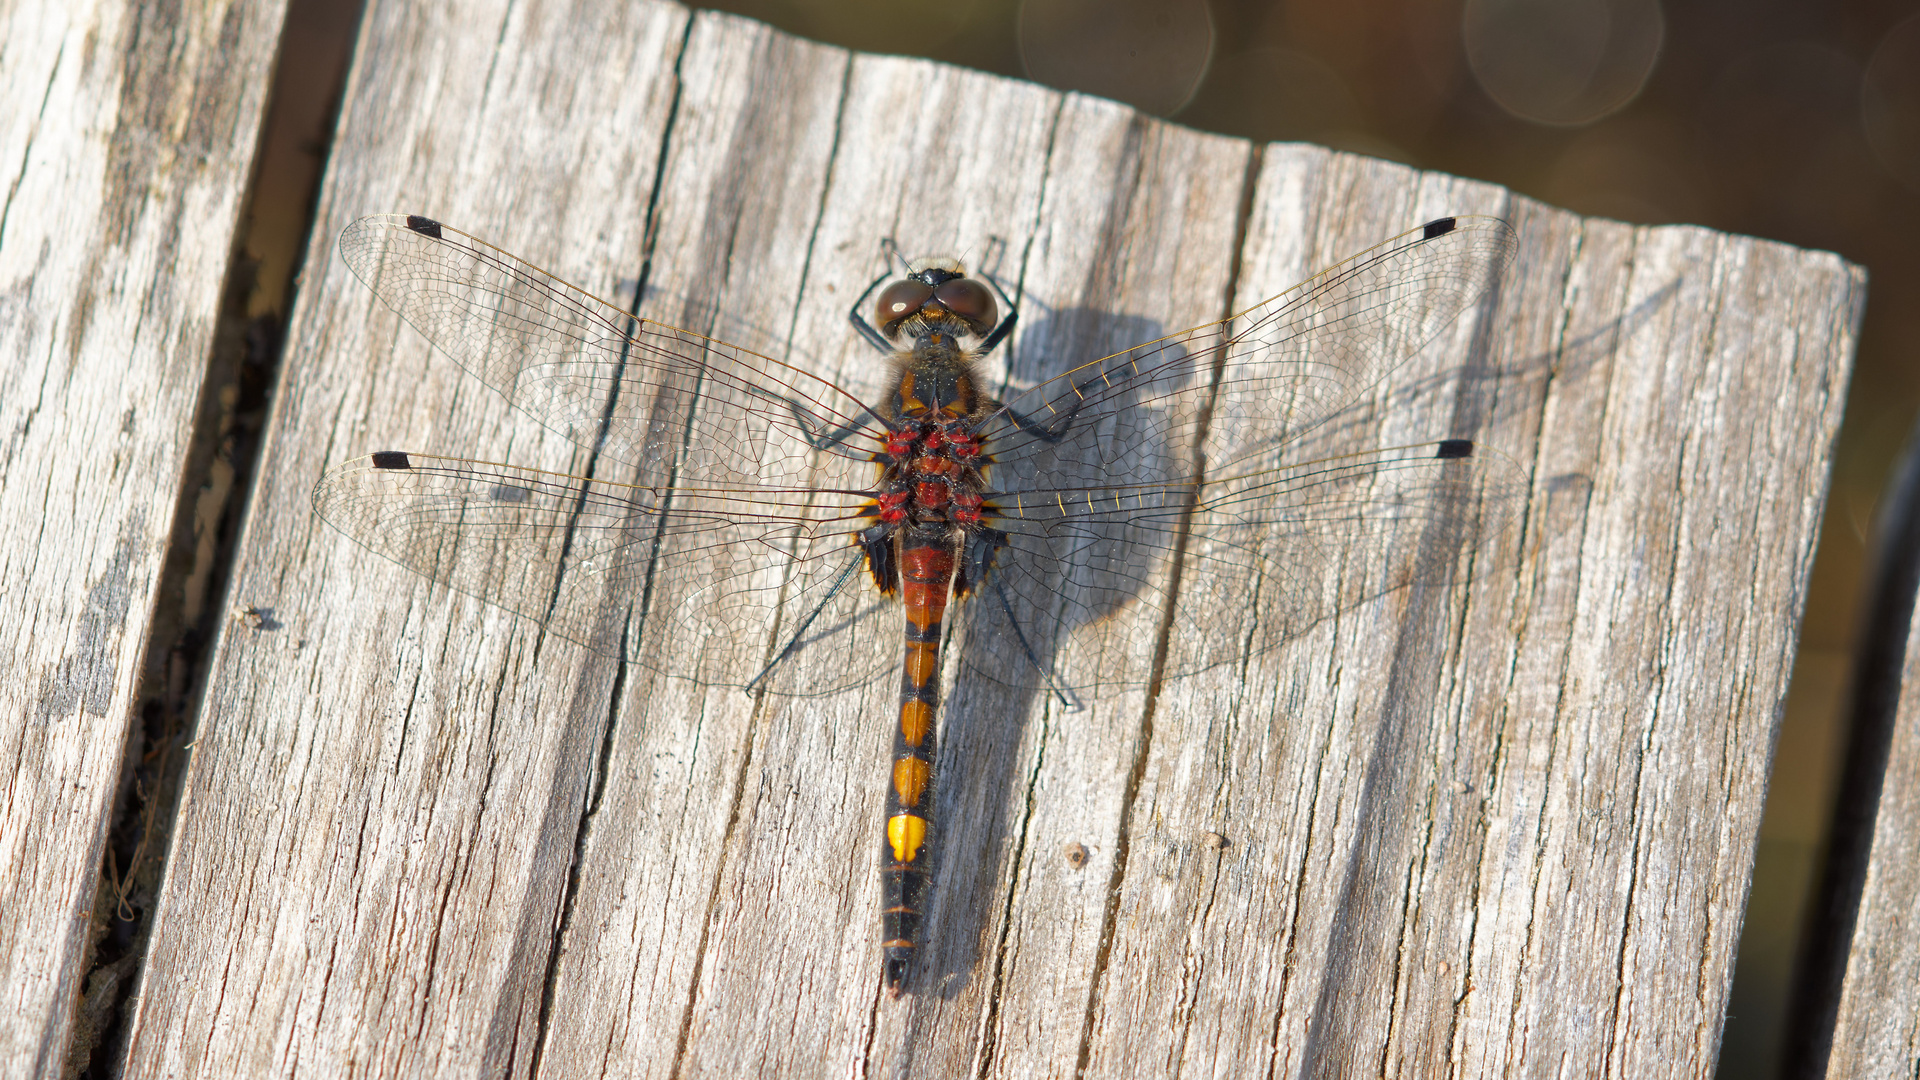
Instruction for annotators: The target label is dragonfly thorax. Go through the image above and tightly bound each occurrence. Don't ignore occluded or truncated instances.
[886,353,994,424]
[874,418,990,530]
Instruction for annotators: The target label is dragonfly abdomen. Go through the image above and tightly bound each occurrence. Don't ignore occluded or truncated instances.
[880,533,957,995]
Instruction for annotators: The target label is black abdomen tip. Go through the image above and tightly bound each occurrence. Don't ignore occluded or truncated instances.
[1435,439,1474,459]
[883,950,913,996]
[1422,217,1457,240]
[370,451,412,469]
[405,215,443,238]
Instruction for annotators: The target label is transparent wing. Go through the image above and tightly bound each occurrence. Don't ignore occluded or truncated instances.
[337,214,889,494]
[986,217,1515,474]
[320,215,898,692]
[952,217,1521,692]
[955,440,1523,696]
[312,451,900,693]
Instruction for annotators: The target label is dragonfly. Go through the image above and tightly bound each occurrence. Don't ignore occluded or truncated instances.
[313,212,1519,995]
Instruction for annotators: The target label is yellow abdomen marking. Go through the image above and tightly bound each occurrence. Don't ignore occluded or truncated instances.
[903,640,939,687]
[888,814,929,864]
[892,757,931,808]
[899,699,933,747]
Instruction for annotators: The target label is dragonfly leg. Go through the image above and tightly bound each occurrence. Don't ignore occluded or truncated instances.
[955,528,1079,709]
[779,392,888,454]
[743,550,870,694]
[847,304,893,355]
[986,575,1080,711]
[971,259,1019,358]
[847,241,913,355]
[953,526,1008,598]
[999,400,1078,442]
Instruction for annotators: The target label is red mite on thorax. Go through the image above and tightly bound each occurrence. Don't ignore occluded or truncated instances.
[850,253,1022,996]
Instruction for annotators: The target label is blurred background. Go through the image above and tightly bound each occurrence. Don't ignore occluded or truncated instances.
[246,0,1916,1074]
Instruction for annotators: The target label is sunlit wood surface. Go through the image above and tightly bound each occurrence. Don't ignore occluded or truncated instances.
[8,0,1865,1076]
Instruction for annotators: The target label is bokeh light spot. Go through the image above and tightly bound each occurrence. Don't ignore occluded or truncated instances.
[1178,47,1367,147]
[1463,0,1664,126]
[1017,0,1214,116]
[1863,12,1920,192]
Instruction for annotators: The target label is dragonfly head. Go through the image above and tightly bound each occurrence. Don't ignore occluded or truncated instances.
[873,258,999,343]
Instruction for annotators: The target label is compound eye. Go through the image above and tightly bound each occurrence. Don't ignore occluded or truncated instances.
[875,280,934,329]
[933,278,997,333]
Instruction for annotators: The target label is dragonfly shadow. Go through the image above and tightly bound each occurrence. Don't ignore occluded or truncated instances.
[1372,261,1691,444]
[967,304,1191,699]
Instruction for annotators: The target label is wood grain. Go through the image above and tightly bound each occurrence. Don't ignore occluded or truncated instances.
[119,1,1863,1076]
[0,0,288,1073]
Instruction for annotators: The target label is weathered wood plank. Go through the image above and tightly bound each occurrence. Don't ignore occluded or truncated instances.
[1815,422,1920,1076]
[0,0,287,1073]
[125,2,1862,1077]
[123,1,689,1075]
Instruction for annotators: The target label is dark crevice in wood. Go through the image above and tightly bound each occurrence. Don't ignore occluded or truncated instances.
[525,644,633,1078]
[0,37,63,250]
[1448,189,1537,1052]
[774,50,854,393]
[1068,114,1161,1079]
[66,0,365,1075]
[512,13,706,1080]
[1299,242,1509,1063]
[646,27,726,1080]
[1782,418,1920,1080]
[972,699,1053,1080]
